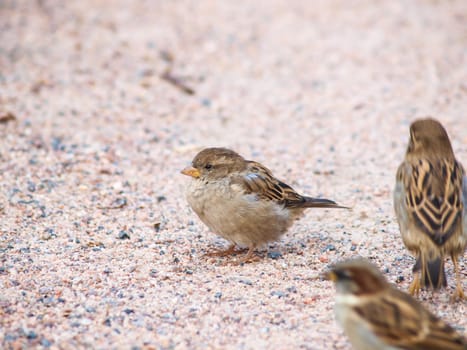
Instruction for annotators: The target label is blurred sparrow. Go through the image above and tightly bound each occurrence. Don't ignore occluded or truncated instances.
[181,147,347,263]
[394,118,466,299]
[324,258,467,350]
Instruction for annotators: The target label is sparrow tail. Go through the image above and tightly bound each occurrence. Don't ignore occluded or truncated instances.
[414,256,447,289]
[300,196,349,209]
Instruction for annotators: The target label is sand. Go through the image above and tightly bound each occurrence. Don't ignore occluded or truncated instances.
[1,0,466,349]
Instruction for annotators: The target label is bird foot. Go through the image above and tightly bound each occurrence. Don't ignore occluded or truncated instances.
[408,276,421,296]
[237,254,262,265]
[450,287,465,303]
[225,248,261,266]
[203,244,241,257]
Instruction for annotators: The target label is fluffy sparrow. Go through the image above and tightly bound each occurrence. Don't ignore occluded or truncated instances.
[394,118,466,299]
[181,147,347,263]
[324,258,467,350]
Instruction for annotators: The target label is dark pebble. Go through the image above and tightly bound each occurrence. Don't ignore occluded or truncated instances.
[323,244,336,252]
[27,181,36,192]
[41,338,52,348]
[123,308,134,315]
[271,290,286,298]
[4,334,17,342]
[117,230,130,240]
[26,331,38,340]
[156,196,166,203]
[112,197,127,208]
[350,244,357,251]
[103,318,111,327]
[267,251,282,260]
[239,279,252,286]
[51,137,65,151]
[396,275,405,283]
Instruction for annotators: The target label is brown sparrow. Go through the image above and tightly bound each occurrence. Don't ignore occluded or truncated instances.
[394,118,466,299]
[324,258,467,350]
[181,147,347,263]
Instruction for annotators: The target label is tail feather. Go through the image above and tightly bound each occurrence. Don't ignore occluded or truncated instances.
[301,196,349,209]
[415,257,447,289]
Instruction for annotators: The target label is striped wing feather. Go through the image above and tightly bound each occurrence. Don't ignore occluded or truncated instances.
[356,290,466,349]
[398,159,464,246]
[233,161,306,206]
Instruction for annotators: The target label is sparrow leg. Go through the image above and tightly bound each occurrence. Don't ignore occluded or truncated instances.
[408,273,421,296]
[451,255,465,301]
[228,245,260,265]
[204,243,239,257]
[409,254,422,296]
[241,246,258,263]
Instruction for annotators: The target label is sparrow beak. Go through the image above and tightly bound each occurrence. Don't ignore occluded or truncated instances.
[322,270,337,282]
[181,166,201,178]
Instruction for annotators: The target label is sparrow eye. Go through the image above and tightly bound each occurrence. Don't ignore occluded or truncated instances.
[204,164,212,170]
[335,269,352,280]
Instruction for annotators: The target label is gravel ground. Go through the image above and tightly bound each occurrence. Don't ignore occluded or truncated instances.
[1,0,466,349]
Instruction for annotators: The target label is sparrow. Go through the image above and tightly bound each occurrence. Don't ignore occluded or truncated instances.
[181,147,347,263]
[324,258,467,350]
[394,118,467,299]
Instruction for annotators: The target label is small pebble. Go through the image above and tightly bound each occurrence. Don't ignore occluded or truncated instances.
[27,181,36,192]
[117,230,130,240]
[26,330,38,340]
[41,338,52,348]
[239,279,253,286]
[267,251,282,260]
[322,244,336,252]
[270,290,286,298]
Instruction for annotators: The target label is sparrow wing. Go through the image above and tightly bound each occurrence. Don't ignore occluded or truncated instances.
[231,161,305,205]
[397,158,464,246]
[356,291,466,350]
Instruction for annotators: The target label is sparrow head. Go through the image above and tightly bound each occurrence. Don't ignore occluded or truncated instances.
[323,258,388,296]
[181,147,247,180]
[407,118,454,158]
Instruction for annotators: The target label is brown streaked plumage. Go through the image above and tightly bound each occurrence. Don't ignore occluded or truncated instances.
[394,117,467,300]
[181,147,347,263]
[324,258,467,350]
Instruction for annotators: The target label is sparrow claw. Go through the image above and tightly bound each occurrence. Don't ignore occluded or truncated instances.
[408,274,421,296]
[450,286,465,303]
[227,246,261,265]
[203,244,240,257]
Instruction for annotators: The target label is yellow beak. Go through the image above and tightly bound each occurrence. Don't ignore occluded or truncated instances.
[322,270,337,282]
[181,166,200,178]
